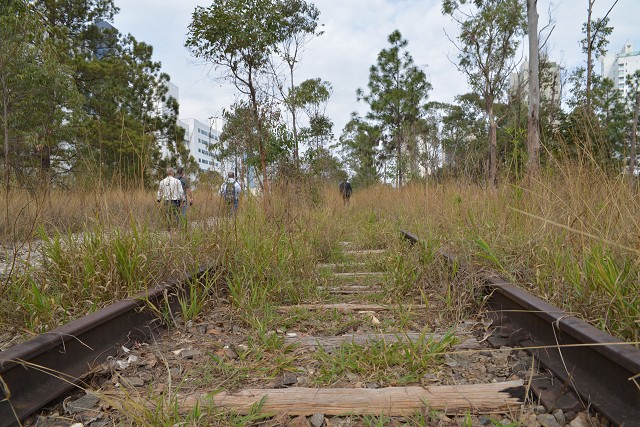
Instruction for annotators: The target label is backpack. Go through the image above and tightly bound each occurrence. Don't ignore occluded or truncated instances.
[223,181,237,202]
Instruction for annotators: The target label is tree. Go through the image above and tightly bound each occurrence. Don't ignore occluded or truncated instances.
[439,94,487,180]
[290,78,333,150]
[1,0,83,195]
[272,0,322,165]
[339,114,380,188]
[25,0,177,188]
[443,0,526,187]
[626,70,640,185]
[186,0,319,193]
[525,0,540,179]
[357,30,431,187]
[582,0,614,112]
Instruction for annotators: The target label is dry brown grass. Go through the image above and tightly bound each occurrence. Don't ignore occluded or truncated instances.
[1,164,637,342]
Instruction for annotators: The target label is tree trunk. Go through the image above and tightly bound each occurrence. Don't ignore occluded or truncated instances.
[630,91,639,190]
[2,73,10,229]
[488,105,498,188]
[586,0,594,112]
[248,80,268,197]
[289,66,299,167]
[526,0,541,179]
[397,138,402,188]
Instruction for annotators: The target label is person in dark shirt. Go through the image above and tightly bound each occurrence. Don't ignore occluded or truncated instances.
[339,179,352,206]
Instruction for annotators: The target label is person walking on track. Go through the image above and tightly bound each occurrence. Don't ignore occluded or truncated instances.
[157,167,185,229]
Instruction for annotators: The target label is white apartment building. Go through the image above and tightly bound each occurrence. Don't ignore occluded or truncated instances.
[157,81,221,172]
[178,118,221,171]
[601,41,640,99]
[508,58,561,106]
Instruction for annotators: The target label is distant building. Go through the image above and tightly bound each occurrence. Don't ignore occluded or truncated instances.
[155,81,221,172]
[601,41,640,99]
[178,118,220,171]
[94,20,118,59]
[508,58,561,106]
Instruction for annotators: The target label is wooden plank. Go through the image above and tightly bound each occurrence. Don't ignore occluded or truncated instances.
[285,333,483,351]
[317,285,377,291]
[317,285,380,294]
[316,262,368,269]
[183,381,524,415]
[332,272,385,278]
[345,249,386,256]
[277,304,427,312]
[325,288,379,295]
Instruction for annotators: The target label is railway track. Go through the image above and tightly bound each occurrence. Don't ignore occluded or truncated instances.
[401,230,640,426]
[0,267,211,426]
[0,230,638,426]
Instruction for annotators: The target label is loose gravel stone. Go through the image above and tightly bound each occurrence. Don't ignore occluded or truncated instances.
[569,413,591,427]
[533,405,548,415]
[537,413,562,427]
[552,409,566,425]
[64,394,100,415]
[308,413,325,427]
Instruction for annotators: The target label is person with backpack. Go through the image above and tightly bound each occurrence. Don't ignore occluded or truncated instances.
[339,178,352,206]
[177,167,193,226]
[219,171,241,215]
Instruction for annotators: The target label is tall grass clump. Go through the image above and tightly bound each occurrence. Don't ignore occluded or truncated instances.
[343,163,638,342]
[217,178,330,318]
[1,187,226,338]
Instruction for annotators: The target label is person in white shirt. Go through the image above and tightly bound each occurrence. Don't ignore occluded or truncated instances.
[157,167,185,228]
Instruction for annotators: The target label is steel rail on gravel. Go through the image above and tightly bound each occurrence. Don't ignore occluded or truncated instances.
[401,230,640,427]
[0,266,211,427]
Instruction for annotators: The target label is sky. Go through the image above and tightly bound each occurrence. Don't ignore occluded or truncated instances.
[113,0,638,137]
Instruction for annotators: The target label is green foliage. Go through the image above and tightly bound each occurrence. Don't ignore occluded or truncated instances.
[582,245,638,341]
[313,330,458,385]
[438,94,487,181]
[0,0,179,190]
[443,0,526,186]
[186,0,322,185]
[357,30,432,187]
[339,114,381,188]
[178,271,221,322]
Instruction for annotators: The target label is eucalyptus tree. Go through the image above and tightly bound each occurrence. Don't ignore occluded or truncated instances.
[273,0,322,165]
[220,101,260,189]
[186,0,319,192]
[582,1,614,112]
[443,0,526,187]
[220,99,294,189]
[290,78,333,150]
[525,0,540,178]
[439,94,487,180]
[357,30,431,187]
[627,71,640,184]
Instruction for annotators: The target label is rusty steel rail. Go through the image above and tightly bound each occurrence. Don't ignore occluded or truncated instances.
[0,267,210,427]
[401,230,640,426]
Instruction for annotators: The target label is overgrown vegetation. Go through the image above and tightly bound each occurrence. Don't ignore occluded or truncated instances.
[1,163,638,344]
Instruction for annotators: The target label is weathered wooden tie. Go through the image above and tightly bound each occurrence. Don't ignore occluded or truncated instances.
[331,272,385,278]
[285,332,483,351]
[182,381,525,415]
[319,286,380,295]
[345,249,386,256]
[277,303,427,312]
